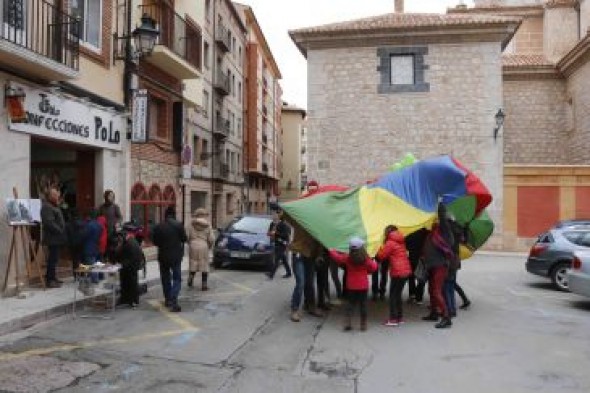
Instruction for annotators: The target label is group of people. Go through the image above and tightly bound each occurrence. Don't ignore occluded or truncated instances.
[41,188,123,288]
[286,202,472,331]
[39,183,216,313]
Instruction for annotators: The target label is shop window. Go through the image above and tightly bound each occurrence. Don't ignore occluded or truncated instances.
[130,182,148,244]
[148,184,163,233]
[70,0,103,50]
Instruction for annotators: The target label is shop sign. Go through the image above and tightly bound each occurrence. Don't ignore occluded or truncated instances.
[7,82,125,151]
[132,89,148,143]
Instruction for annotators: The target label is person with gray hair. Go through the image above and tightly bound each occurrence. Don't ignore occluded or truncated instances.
[40,188,67,288]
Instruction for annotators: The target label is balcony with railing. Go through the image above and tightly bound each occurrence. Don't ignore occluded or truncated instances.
[139,2,202,79]
[215,23,230,52]
[0,0,79,80]
[214,115,230,139]
[213,160,229,180]
[213,70,230,96]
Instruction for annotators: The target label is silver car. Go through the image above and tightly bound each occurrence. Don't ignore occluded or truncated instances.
[568,251,590,298]
[526,227,590,291]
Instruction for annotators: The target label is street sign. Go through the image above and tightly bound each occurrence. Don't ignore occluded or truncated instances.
[132,89,148,143]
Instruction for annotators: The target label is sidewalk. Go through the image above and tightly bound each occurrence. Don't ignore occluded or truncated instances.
[0,260,171,337]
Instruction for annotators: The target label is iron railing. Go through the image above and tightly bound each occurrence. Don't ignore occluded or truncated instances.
[214,70,230,95]
[213,161,229,179]
[1,0,79,70]
[215,23,230,52]
[214,115,230,138]
[139,2,201,70]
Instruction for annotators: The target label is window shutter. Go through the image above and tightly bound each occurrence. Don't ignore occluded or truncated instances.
[172,101,183,152]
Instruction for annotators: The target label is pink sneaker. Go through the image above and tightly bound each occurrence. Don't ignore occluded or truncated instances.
[384,319,399,327]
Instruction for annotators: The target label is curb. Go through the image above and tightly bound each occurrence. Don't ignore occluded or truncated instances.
[0,275,165,337]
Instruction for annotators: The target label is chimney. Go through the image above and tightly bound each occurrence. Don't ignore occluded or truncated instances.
[394,0,404,13]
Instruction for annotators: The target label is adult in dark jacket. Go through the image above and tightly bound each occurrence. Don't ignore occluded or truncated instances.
[98,190,122,261]
[152,206,187,312]
[41,188,67,288]
[66,209,86,278]
[113,231,143,307]
[267,208,292,279]
[82,210,103,283]
[422,203,455,329]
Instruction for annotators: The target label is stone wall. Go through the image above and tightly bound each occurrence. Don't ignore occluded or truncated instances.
[306,42,504,247]
[510,16,544,54]
[503,78,568,164]
[543,4,579,62]
[567,62,590,164]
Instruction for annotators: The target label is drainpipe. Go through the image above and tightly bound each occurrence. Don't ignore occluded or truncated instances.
[211,5,217,228]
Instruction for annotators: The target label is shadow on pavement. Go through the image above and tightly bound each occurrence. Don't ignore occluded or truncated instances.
[570,300,590,312]
[525,282,560,292]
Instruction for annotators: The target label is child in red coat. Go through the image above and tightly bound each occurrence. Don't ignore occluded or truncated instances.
[377,225,412,326]
[329,237,377,331]
[96,215,108,261]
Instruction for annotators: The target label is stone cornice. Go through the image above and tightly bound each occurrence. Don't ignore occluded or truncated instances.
[291,24,521,58]
[557,31,590,76]
[544,0,579,9]
[502,65,563,80]
[448,5,544,17]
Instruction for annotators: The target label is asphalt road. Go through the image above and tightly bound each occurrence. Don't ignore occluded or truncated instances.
[0,254,589,393]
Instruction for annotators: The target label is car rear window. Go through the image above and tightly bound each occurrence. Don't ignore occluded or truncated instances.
[228,216,272,235]
[563,231,590,247]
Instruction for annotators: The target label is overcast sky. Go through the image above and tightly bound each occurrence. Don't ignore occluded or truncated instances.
[236,0,475,109]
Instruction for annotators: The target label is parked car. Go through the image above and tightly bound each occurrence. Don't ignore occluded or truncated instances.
[526,228,590,291]
[568,251,590,298]
[213,215,273,269]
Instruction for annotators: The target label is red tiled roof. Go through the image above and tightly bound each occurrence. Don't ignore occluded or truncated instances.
[290,12,522,35]
[502,54,555,68]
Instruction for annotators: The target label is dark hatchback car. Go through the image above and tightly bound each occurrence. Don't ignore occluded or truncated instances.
[213,215,273,269]
[526,227,590,291]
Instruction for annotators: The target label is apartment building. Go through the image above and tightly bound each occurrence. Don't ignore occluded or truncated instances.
[127,0,203,235]
[191,0,246,228]
[0,0,128,288]
[280,103,306,201]
[235,2,282,214]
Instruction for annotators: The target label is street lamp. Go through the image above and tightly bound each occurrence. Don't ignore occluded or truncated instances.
[132,14,159,57]
[493,108,505,141]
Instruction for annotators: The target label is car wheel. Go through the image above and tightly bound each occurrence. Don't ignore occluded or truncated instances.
[551,261,570,291]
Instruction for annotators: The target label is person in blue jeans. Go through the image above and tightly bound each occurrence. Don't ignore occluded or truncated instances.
[290,253,306,322]
[152,207,187,312]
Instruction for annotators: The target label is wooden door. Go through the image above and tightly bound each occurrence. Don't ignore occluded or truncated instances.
[76,151,95,216]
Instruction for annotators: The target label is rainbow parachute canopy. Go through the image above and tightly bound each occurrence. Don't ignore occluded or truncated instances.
[281,155,493,258]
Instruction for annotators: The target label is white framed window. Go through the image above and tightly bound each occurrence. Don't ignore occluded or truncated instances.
[70,0,102,50]
[390,55,414,85]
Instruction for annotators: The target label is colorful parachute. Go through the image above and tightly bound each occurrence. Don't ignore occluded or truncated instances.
[281,155,494,258]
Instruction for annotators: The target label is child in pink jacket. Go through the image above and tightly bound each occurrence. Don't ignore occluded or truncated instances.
[329,237,378,331]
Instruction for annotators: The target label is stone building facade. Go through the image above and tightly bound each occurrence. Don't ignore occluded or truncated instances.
[280,104,307,202]
[290,13,520,249]
[453,0,590,249]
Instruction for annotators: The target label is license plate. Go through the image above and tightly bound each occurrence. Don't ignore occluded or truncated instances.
[230,251,251,259]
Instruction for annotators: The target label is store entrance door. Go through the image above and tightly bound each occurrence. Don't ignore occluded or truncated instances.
[31,139,96,219]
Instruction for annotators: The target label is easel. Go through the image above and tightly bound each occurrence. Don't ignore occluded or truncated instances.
[2,188,46,296]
